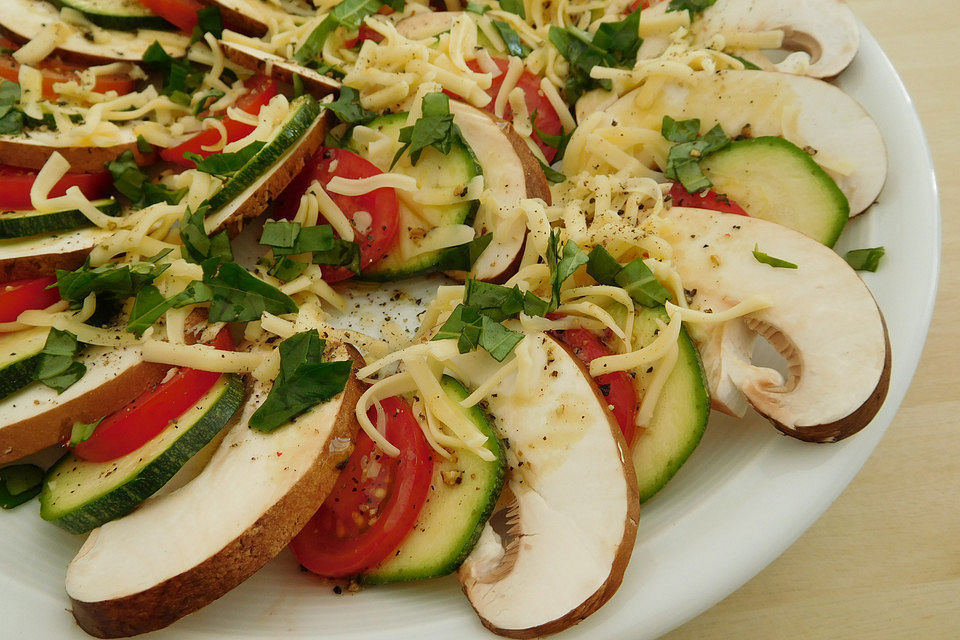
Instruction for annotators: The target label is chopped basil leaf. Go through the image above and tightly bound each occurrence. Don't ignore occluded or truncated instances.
[204,262,299,322]
[753,244,798,269]
[592,8,642,66]
[729,54,761,70]
[294,0,402,64]
[662,117,731,193]
[464,280,525,322]
[36,328,87,393]
[844,247,885,272]
[142,42,206,106]
[266,256,310,282]
[322,85,375,125]
[465,0,489,14]
[587,245,671,307]
[69,417,104,448]
[548,26,613,103]
[479,316,525,361]
[184,140,265,177]
[434,233,494,271]
[538,159,566,183]
[194,89,226,115]
[180,206,234,266]
[615,257,671,307]
[491,20,531,57]
[107,150,186,207]
[667,0,718,15]
[661,115,701,143]
[126,281,213,337]
[0,81,24,135]
[260,221,362,274]
[0,465,44,509]
[530,110,573,161]
[586,245,623,284]
[136,135,154,154]
[392,92,464,167]
[190,5,224,45]
[433,304,483,352]
[292,74,306,98]
[55,254,171,308]
[498,0,525,18]
[547,229,588,310]
[249,330,352,432]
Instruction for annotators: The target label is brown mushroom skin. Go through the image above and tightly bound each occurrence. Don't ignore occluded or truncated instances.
[444,110,548,284]
[459,335,640,639]
[0,360,171,465]
[0,140,154,172]
[220,43,339,101]
[0,247,91,282]
[69,347,365,638]
[217,113,329,236]
[768,311,891,443]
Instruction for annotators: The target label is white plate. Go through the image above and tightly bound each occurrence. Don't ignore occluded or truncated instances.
[0,23,939,640]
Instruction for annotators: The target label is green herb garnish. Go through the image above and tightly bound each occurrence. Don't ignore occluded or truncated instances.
[844,247,885,272]
[0,465,44,509]
[35,328,87,393]
[753,244,799,269]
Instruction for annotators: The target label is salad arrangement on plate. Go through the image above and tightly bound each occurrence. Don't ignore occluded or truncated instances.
[0,0,891,637]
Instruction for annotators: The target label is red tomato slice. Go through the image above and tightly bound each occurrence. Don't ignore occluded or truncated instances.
[668,182,749,216]
[627,0,653,12]
[274,147,401,282]
[0,165,112,211]
[70,328,235,463]
[552,328,638,446]
[160,75,279,166]
[342,25,385,49]
[0,277,60,324]
[0,36,135,99]
[464,58,564,162]
[136,0,204,33]
[291,396,434,577]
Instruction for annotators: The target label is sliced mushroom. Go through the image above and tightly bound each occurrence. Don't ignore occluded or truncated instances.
[0,0,189,63]
[203,0,314,36]
[448,101,549,283]
[639,0,859,78]
[603,70,887,215]
[452,332,640,637]
[220,41,339,99]
[0,127,155,172]
[395,11,461,39]
[0,346,171,464]
[654,207,890,442]
[0,227,106,281]
[66,344,363,638]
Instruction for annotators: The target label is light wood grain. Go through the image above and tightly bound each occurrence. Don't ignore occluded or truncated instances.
[662,1,960,638]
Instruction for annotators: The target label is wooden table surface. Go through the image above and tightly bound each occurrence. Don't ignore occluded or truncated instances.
[663,1,960,638]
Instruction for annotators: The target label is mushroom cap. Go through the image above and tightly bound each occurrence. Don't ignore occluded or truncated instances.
[656,208,890,442]
[639,0,859,78]
[603,70,887,216]
[453,333,639,637]
[65,345,363,637]
[697,0,860,78]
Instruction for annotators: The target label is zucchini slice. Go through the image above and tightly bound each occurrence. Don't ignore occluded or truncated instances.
[363,375,506,584]
[344,113,481,280]
[699,137,850,247]
[0,327,48,401]
[50,0,174,31]
[40,374,245,534]
[202,95,325,233]
[0,199,119,241]
[631,306,710,502]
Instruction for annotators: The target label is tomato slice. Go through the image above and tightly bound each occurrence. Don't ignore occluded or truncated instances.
[668,182,749,216]
[291,396,434,577]
[274,147,401,282]
[0,36,135,99]
[462,58,564,162]
[0,277,60,324]
[0,164,113,211]
[552,328,638,445]
[342,25,385,49]
[69,328,235,463]
[160,75,279,166]
[136,0,204,33]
